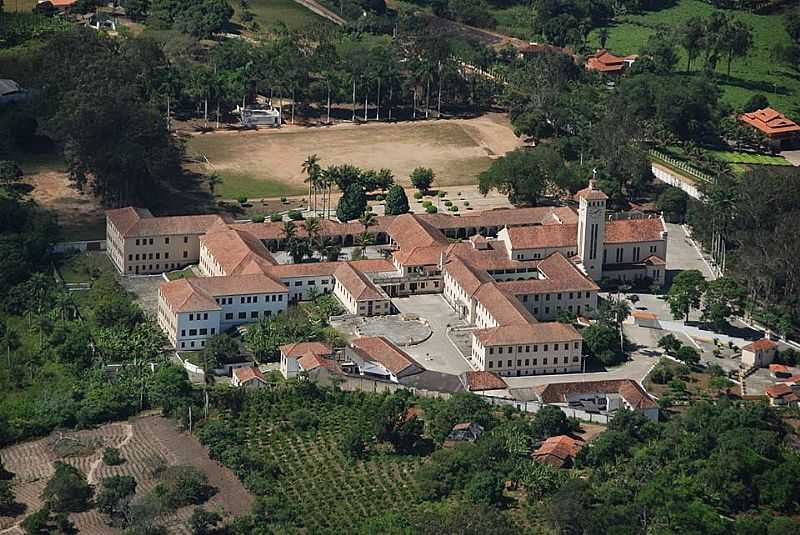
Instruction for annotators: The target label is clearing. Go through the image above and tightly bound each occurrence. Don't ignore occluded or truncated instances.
[186,113,522,200]
[231,0,329,32]
[0,414,252,535]
[588,0,800,113]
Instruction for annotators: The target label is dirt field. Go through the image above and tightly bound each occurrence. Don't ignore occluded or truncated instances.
[186,113,523,200]
[24,171,106,241]
[0,414,252,534]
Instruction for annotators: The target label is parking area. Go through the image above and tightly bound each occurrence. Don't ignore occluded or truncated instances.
[390,294,473,375]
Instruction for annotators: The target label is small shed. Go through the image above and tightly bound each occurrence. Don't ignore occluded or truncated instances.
[532,435,584,468]
[231,367,268,389]
[446,422,484,444]
[741,338,777,369]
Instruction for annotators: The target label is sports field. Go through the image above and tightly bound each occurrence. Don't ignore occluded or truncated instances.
[231,0,328,31]
[588,0,800,114]
[186,114,521,200]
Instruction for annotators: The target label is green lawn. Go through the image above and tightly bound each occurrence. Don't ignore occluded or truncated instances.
[6,0,37,11]
[56,252,115,284]
[165,265,197,280]
[588,0,800,115]
[707,150,791,165]
[211,171,306,199]
[491,5,535,40]
[232,0,328,31]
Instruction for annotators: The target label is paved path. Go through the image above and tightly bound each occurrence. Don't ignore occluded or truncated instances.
[391,294,472,375]
[293,0,346,25]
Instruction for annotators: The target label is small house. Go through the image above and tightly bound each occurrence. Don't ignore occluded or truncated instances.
[765,383,799,407]
[280,341,334,379]
[532,435,584,468]
[769,363,791,378]
[631,310,659,329]
[231,367,268,389]
[741,338,777,369]
[739,107,800,150]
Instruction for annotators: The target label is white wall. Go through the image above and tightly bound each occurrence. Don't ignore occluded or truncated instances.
[175,310,222,351]
[471,336,583,377]
[216,292,288,329]
[515,290,598,320]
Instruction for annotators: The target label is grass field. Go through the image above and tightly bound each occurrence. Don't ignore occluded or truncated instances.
[202,389,425,534]
[231,0,328,31]
[6,0,37,11]
[707,150,792,165]
[588,0,799,114]
[186,115,519,200]
[491,5,534,40]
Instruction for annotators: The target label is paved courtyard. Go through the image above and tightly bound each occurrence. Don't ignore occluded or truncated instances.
[118,274,164,317]
[390,294,473,375]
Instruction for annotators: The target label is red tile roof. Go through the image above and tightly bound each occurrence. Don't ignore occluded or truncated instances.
[350,336,422,376]
[535,379,657,410]
[739,107,800,138]
[474,322,582,347]
[445,240,525,271]
[334,262,387,302]
[392,245,446,267]
[769,364,790,374]
[585,49,637,73]
[232,367,266,384]
[461,371,507,391]
[201,227,277,275]
[279,341,333,358]
[502,225,577,251]
[533,435,584,466]
[604,218,665,244]
[474,283,537,326]
[444,257,494,297]
[160,274,287,313]
[298,353,342,374]
[106,207,225,238]
[387,214,449,250]
[159,279,220,313]
[632,310,658,320]
[497,253,599,294]
[766,383,794,398]
[743,339,777,352]
[575,181,608,201]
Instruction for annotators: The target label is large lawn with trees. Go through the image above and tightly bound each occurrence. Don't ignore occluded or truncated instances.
[588,0,800,113]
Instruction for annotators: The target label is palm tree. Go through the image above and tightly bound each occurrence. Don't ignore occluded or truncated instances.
[605,297,631,352]
[1,325,19,368]
[359,210,376,233]
[304,217,322,257]
[207,172,223,197]
[302,154,321,214]
[598,27,609,49]
[282,220,297,242]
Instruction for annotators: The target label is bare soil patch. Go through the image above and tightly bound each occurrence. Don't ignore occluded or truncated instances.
[24,171,105,241]
[0,414,252,534]
[186,114,522,200]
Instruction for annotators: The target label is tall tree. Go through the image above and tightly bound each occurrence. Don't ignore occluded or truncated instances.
[667,270,708,321]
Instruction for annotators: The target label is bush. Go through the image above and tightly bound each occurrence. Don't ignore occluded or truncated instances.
[463,201,470,207]
[237,197,248,205]
[42,462,93,513]
[375,194,384,201]
[437,191,446,198]
[287,210,303,221]
[340,428,368,459]
[251,215,265,223]
[288,409,319,432]
[413,191,423,200]
[102,447,124,466]
[422,200,432,207]
[152,466,213,509]
[410,167,435,192]
[280,196,287,203]
[444,200,453,207]
[650,362,673,384]
[425,205,438,214]
[270,213,283,222]
[676,346,700,366]
[448,205,459,212]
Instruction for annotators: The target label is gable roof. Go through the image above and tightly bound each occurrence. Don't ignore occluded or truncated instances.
[334,263,387,302]
[159,279,221,313]
[766,383,794,398]
[201,227,277,275]
[604,218,665,244]
[473,322,582,347]
[461,371,507,391]
[106,207,225,238]
[280,341,333,358]
[503,224,578,251]
[498,253,599,294]
[298,353,342,374]
[444,257,494,297]
[160,274,287,313]
[387,214,449,250]
[233,367,267,384]
[535,379,657,410]
[533,435,583,466]
[585,49,637,72]
[474,282,537,326]
[740,107,800,137]
[350,336,422,377]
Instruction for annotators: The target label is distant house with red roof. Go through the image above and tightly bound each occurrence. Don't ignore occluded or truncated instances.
[532,435,584,468]
[766,383,799,407]
[739,107,800,149]
[445,422,485,446]
[585,49,637,74]
[280,342,334,379]
[741,338,777,369]
[231,367,268,389]
[769,363,791,378]
[459,371,508,392]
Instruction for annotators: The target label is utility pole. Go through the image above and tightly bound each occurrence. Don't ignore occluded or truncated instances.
[352,78,356,122]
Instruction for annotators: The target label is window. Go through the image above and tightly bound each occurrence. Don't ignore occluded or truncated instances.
[165,237,170,244]
[149,238,154,245]
[211,328,216,334]
[265,310,271,317]
[543,358,548,365]
[148,253,153,260]
[518,346,523,352]
[545,294,550,301]
[294,281,302,286]
[498,347,503,354]
[308,280,315,286]
[253,296,258,303]
[533,359,537,365]
[155,253,160,259]
[183,236,188,243]
[128,254,132,261]
[557,293,562,299]
[180,342,185,348]
[533,344,538,352]
[190,341,195,348]
[183,251,188,258]
[569,292,573,299]
[545,307,550,314]
[135,254,139,260]
[650,245,657,253]
[225,313,233,320]
[135,239,140,246]
[574,342,579,349]
[165,252,169,259]
[525,359,529,366]
[199,328,207,335]
[554,343,559,351]
[238,312,246,319]
[189,314,194,321]
[488,361,493,369]
[489,348,494,355]
[517,360,521,366]
[181,329,186,337]
[544,344,548,351]
[534,295,539,302]
[507,360,512,367]
[203,313,208,320]
[189,329,197,336]
[573,356,579,362]
[251,311,258,319]
[522,295,528,302]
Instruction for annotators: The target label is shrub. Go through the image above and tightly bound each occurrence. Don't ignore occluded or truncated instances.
[237,197,248,205]
[102,447,124,466]
[413,191,423,200]
[449,205,459,212]
[152,466,213,509]
[288,209,304,221]
[444,200,453,207]
[425,205,438,214]
[650,362,673,384]
[42,462,93,513]
[463,201,470,207]
[270,213,282,222]
[375,194,384,201]
[280,196,287,203]
[340,428,368,459]
[422,200,432,207]
[410,167,435,192]
[288,409,319,432]
[251,215,265,223]
[437,191,446,198]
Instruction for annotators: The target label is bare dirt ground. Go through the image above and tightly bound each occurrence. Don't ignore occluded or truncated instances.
[187,113,523,197]
[23,171,105,241]
[0,414,252,534]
